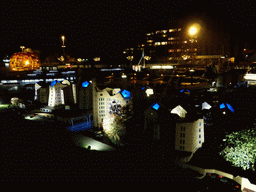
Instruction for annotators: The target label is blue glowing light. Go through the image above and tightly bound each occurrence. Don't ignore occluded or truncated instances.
[186,89,190,93]
[226,103,235,112]
[151,103,160,110]
[220,103,225,109]
[82,81,89,88]
[141,87,145,90]
[121,89,131,98]
[180,89,184,93]
[50,80,60,87]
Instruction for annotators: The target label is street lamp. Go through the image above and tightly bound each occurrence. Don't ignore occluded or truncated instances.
[189,25,199,85]
[127,56,134,68]
[61,36,66,56]
[20,46,25,52]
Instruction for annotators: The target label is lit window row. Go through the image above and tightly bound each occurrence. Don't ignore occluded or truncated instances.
[154,42,167,46]
[168,37,179,40]
[99,102,105,105]
[169,28,181,32]
[99,98,104,101]
[168,49,181,52]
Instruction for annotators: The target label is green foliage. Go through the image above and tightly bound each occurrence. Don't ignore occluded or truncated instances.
[220,128,256,171]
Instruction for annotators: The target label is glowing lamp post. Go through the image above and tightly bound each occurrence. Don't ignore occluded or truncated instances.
[188,25,199,85]
[20,46,25,52]
[61,36,66,56]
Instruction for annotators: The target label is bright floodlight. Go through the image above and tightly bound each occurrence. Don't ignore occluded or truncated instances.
[189,27,197,35]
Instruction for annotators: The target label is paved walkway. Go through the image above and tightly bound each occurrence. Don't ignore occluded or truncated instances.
[74,134,115,151]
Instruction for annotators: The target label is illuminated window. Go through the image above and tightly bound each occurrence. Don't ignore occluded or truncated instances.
[161,30,167,33]
[161,42,167,45]
[146,33,151,36]
[168,37,175,40]
[147,40,153,43]
[169,29,176,32]
[178,28,181,31]
[162,34,167,37]
[183,41,187,43]
[168,49,175,52]
[177,49,181,52]
[155,42,161,46]
[155,31,160,34]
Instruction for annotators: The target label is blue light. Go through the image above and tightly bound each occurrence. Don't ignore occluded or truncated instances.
[151,103,160,110]
[141,87,145,90]
[50,80,60,87]
[226,103,235,112]
[82,81,89,88]
[220,103,225,109]
[121,89,131,98]
[180,89,184,93]
[186,89,190,93]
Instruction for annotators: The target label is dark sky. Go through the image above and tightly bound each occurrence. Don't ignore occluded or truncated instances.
[2,0,255,62]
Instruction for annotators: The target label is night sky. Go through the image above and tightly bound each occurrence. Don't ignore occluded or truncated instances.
[2,0,255,62]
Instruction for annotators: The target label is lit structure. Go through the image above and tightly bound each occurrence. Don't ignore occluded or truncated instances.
[202,102,212,110]
[92,79,132,128]
[35,80,77,109]
[79,81,93,110]
[175,118,204,153]
[219,103,235,113]
[9,52,40,71]
[170,105,187,118]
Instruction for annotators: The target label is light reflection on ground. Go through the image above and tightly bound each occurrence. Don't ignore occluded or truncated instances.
[73,134,115,151]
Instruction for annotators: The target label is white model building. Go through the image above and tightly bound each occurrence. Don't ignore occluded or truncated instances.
[35,80,77,108]
[92,79,132,128]
[175,118,204,153]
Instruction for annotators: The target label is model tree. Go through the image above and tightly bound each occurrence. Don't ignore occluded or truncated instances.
[103,113,126,146]
[103,101,133,146]
[219,128,256,171]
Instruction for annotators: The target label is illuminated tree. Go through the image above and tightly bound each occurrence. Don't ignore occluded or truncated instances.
[103,113,126,146]
[219,128,256,171]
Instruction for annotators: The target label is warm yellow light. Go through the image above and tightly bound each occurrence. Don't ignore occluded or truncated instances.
[25,60,29,65]
[189,27,197,35]
[62,36,65,41]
